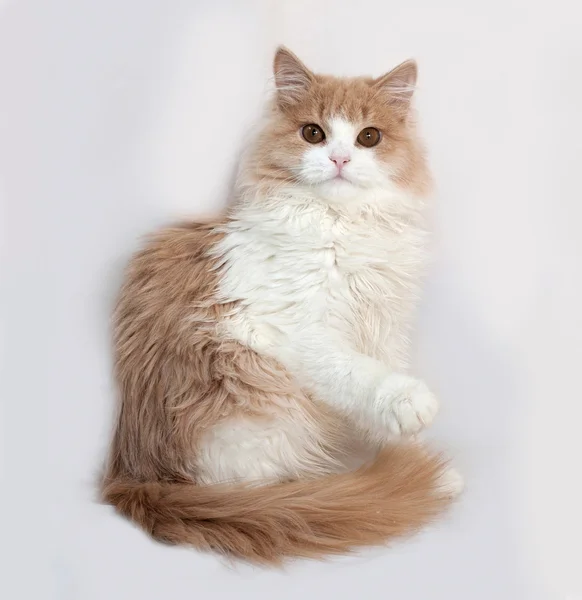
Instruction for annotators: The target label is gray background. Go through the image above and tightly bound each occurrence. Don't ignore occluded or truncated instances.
[1,1,581,599]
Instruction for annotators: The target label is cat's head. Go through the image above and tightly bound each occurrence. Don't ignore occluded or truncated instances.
[243,47,430,205]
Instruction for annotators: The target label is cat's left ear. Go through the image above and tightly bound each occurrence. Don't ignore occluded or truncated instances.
[273,46,315,108]
[372,59,418,109]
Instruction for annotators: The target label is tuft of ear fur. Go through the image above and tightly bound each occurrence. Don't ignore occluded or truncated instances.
[273,46,314,108]
[373,59,418,110]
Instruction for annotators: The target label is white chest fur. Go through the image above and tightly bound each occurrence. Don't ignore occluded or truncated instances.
[215,192,428,371]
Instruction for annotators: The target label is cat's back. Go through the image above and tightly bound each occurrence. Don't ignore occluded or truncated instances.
[114,220,226,360]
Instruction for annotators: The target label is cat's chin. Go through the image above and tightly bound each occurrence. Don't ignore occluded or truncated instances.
[314,177,386,205]
[316,177,364,202]
[308,172,408,207]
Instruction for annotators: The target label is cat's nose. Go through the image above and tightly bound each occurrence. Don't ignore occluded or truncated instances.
[329,155,351,169]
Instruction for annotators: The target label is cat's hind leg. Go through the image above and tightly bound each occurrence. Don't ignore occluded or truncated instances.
[195,412,342,485]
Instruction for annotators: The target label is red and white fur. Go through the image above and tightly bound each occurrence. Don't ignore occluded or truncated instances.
[103,47,463,564]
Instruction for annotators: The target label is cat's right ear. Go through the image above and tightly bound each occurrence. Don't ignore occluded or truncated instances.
[273,46,314,108]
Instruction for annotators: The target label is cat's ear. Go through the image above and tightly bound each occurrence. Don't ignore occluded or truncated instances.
[273,46,314,108]
[372,59,418,110]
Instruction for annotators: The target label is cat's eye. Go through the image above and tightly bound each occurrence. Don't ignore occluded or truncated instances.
[357,127,382,148]
[301,124,325,144]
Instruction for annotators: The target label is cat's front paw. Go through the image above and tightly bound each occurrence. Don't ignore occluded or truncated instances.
[374,375,439,436]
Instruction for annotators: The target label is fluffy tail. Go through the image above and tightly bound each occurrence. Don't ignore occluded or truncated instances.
[102,445,458,564]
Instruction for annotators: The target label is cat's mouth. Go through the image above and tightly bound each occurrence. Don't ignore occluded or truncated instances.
[327,171,355,185]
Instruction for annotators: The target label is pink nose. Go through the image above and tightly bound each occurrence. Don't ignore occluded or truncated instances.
[330,155,351,169]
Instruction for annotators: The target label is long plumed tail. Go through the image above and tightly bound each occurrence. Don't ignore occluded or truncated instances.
[102,445,459,564]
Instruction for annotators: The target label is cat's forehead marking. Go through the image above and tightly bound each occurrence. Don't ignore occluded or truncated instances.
[284,77,377,124]
[328,118,358,144]
[317,79,371,122]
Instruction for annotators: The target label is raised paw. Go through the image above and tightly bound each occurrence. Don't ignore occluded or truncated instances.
[374,374,439,436]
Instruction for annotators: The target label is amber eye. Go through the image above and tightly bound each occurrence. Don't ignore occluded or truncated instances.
[301,124,325,144]
[357,127,381,148]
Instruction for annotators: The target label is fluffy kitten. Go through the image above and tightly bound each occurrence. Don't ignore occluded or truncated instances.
[102,47,463,563]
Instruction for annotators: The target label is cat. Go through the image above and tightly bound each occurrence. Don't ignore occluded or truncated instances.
[102,46,463,564]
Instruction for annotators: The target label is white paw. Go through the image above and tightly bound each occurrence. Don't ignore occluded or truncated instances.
[437,467,465,498]
[374,375,439,436]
